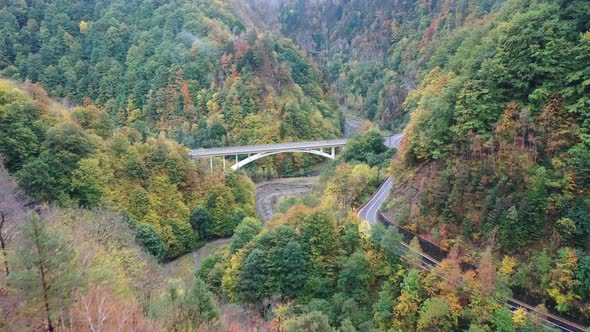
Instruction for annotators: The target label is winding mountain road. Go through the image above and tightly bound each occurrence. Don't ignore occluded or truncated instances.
[357,133,402,224]
[357,133,587,332]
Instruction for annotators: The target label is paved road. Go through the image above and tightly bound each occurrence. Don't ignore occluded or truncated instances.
[358,177,393,225]
[357,133,403,224]
[357,132,587,332]
[384,133,404,149]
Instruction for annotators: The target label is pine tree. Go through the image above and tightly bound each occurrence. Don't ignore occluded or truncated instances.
[282,240,307,298]
[8,214,81,332]
[521,168,548,242]
[499,206,520,251]
[184,277,220,323]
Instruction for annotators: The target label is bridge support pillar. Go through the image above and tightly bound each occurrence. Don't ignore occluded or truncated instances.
[223,157,226,171]
[210,156,213,173]
[331,147,335,158]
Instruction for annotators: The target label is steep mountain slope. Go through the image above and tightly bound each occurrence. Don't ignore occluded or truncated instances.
[388,0,590,321]
[0,0,341,154]
[241,0,502,129]
[0,79,258,260]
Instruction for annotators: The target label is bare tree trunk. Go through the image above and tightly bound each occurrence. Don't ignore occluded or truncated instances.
[33,224,54,332]
[0,212,9,277]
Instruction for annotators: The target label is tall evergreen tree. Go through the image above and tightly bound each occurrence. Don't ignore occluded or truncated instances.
[189,205,214,240]
[8,214,81,332]
[184,277,220,323]
[282,240,307,298]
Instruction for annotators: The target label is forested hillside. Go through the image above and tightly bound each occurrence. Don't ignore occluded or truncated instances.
[243,0,501,130]
[196,129,560,331]
[2,0,590,331]
[0,80,257,261]
[388,0,590,322]
[0,0,344,258]
[0,0,341,158]
[0,162,238,331]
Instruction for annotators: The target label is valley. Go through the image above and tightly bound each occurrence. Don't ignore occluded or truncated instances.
[0,0,589,331]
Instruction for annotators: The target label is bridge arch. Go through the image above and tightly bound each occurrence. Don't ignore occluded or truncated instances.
[231,148,335,171]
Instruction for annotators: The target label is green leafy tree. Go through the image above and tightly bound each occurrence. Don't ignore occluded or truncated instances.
[300,210,338,275]
[238,248,272,303]
[190,205,214,240]
[16,156,66,202]
[135,223,166,261]
[285,311,333,332]
[380,226,405,262]
[162,219,197,258]
[0,82,43,172]
[230,217,263,253]
[206,186,238,237]
[417,297,457,332]
[373,282,394,330]
[491,306,514,332]
[337,251,372,301]
[339,319,356,332]
[70,157,112,207]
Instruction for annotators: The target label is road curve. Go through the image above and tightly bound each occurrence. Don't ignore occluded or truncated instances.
[358,177,393,225]
[357,132,587,332]
[357,133,403,224]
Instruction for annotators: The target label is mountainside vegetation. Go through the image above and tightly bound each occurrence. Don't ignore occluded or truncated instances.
[388,0,590,322]
[196,130,556,331]
[0,79,256,260]
[0,0,342,174]
[243,0,502,130]
[1,0,590,331]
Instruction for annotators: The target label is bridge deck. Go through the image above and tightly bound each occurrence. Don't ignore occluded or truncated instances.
[189,139,348,158]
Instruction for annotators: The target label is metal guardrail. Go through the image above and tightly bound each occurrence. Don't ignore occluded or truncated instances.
[376,211,588,332]
[377,211,449,263]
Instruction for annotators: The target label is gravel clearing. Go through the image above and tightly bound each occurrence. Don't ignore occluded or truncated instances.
[255,176,320,221]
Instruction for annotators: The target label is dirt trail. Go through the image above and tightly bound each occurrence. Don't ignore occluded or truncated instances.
[164,237,231,280]
[255,176,320,221]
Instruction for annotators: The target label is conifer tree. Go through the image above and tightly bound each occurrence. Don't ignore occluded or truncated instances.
[282,240,307,298]
[184,277,220,323]
[8,214,81,332]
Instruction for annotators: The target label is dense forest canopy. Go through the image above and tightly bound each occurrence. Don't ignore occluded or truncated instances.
[0,0,341,157]
[1,0,590,331]
[388,0,590,323]
[244,0,503,129]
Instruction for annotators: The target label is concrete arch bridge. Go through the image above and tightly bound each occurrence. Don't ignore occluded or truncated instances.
[189,134,403,172]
